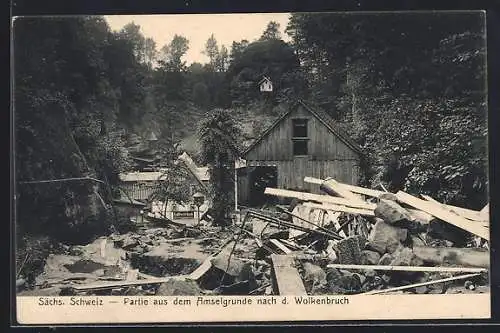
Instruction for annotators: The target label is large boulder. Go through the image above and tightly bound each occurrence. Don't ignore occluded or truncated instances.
[367,220,408,255]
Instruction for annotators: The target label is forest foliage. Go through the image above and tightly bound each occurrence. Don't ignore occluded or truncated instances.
[14,13,488,248]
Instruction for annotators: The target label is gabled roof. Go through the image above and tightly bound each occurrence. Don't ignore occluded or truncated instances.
[258,76,272,85]
[242,99,363,156]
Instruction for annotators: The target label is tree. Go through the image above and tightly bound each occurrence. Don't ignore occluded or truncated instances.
[260,21,281,40]
[215,45,229,72]
[144,37,157,68]
[198,109,242,226]
[159,34,189,71]
[203,34,219,68]
[226,38,305,105]
[150,161,192,219]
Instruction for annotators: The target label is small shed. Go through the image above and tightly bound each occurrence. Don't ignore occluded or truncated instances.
[237,99,363,206]
[258,76,273,92]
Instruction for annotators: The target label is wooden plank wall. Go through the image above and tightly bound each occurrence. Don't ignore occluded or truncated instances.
[245,105,359,162]
[247,160,360,193]
[120,183,159,201]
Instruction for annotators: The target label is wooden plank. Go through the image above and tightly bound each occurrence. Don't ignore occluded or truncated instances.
[396,191,489,240]
[304,177,383,198]
[269,239,293,254]
[302,202,375,216]
[321,178,366,203]
[270,254,307,295]
[362,273,482,295]
[413,246,490,268]
[264,187,375,210]
[327,264,487,273]
[100,239,106,258]
[421,194,486,222]
[480,203,489,221]
[188,255,214,281]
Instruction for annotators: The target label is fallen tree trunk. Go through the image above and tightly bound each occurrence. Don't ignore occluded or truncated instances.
[412,246,489,268]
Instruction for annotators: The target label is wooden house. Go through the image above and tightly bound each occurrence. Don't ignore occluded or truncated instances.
[258,76,273,92]
[119,152,211,222]
[237,99,362,206]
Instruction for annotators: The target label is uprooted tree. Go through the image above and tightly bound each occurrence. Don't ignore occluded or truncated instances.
[198,109,242,227]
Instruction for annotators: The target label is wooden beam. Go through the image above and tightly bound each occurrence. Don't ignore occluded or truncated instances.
[421,194,486,222]
[480,203,489,221]
[321,178,365,203]
[269,239,293,254]
[396,191,489,240]
[302,202,375,216]
[304,177,384,198]
[362,273,482,295]
[413,246,490,268]
[270,254,307,295]
[326,264,487,273]
[264,187,375,210]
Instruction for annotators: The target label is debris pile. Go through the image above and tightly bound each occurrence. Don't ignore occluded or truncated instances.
[18,176,489,297]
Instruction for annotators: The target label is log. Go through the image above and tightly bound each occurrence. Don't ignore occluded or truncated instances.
[326,264,487,273]
[304,176,383,198]
[265,187,376,210]
[320,178,365,202]
[362,273,482,295]
[302,202,375,216]
[270,254,307,295]
[396,191,489,240]
[413,246,489,268]
[421,194,486,222]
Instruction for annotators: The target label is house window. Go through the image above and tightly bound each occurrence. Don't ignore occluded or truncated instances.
[292,119,308,138]
[292,119,309,156]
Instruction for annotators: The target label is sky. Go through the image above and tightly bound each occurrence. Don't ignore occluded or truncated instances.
[104,13,291,65]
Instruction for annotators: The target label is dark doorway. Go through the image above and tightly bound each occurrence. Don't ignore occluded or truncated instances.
[249,166,278,207]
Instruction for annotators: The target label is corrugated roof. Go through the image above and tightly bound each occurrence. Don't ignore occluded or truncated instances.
[243,99,363,156]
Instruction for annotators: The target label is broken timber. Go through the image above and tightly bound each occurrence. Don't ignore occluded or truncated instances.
[421,194,487,223]
[264,187,376,210]
[270,254,307,295]
[362,273,482,295]
[320,177,365,203]
[269,239,293,254]
[396,191,489,241]
[304,177,384,198]
[303,202,375,217]
[327,264,487,273]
